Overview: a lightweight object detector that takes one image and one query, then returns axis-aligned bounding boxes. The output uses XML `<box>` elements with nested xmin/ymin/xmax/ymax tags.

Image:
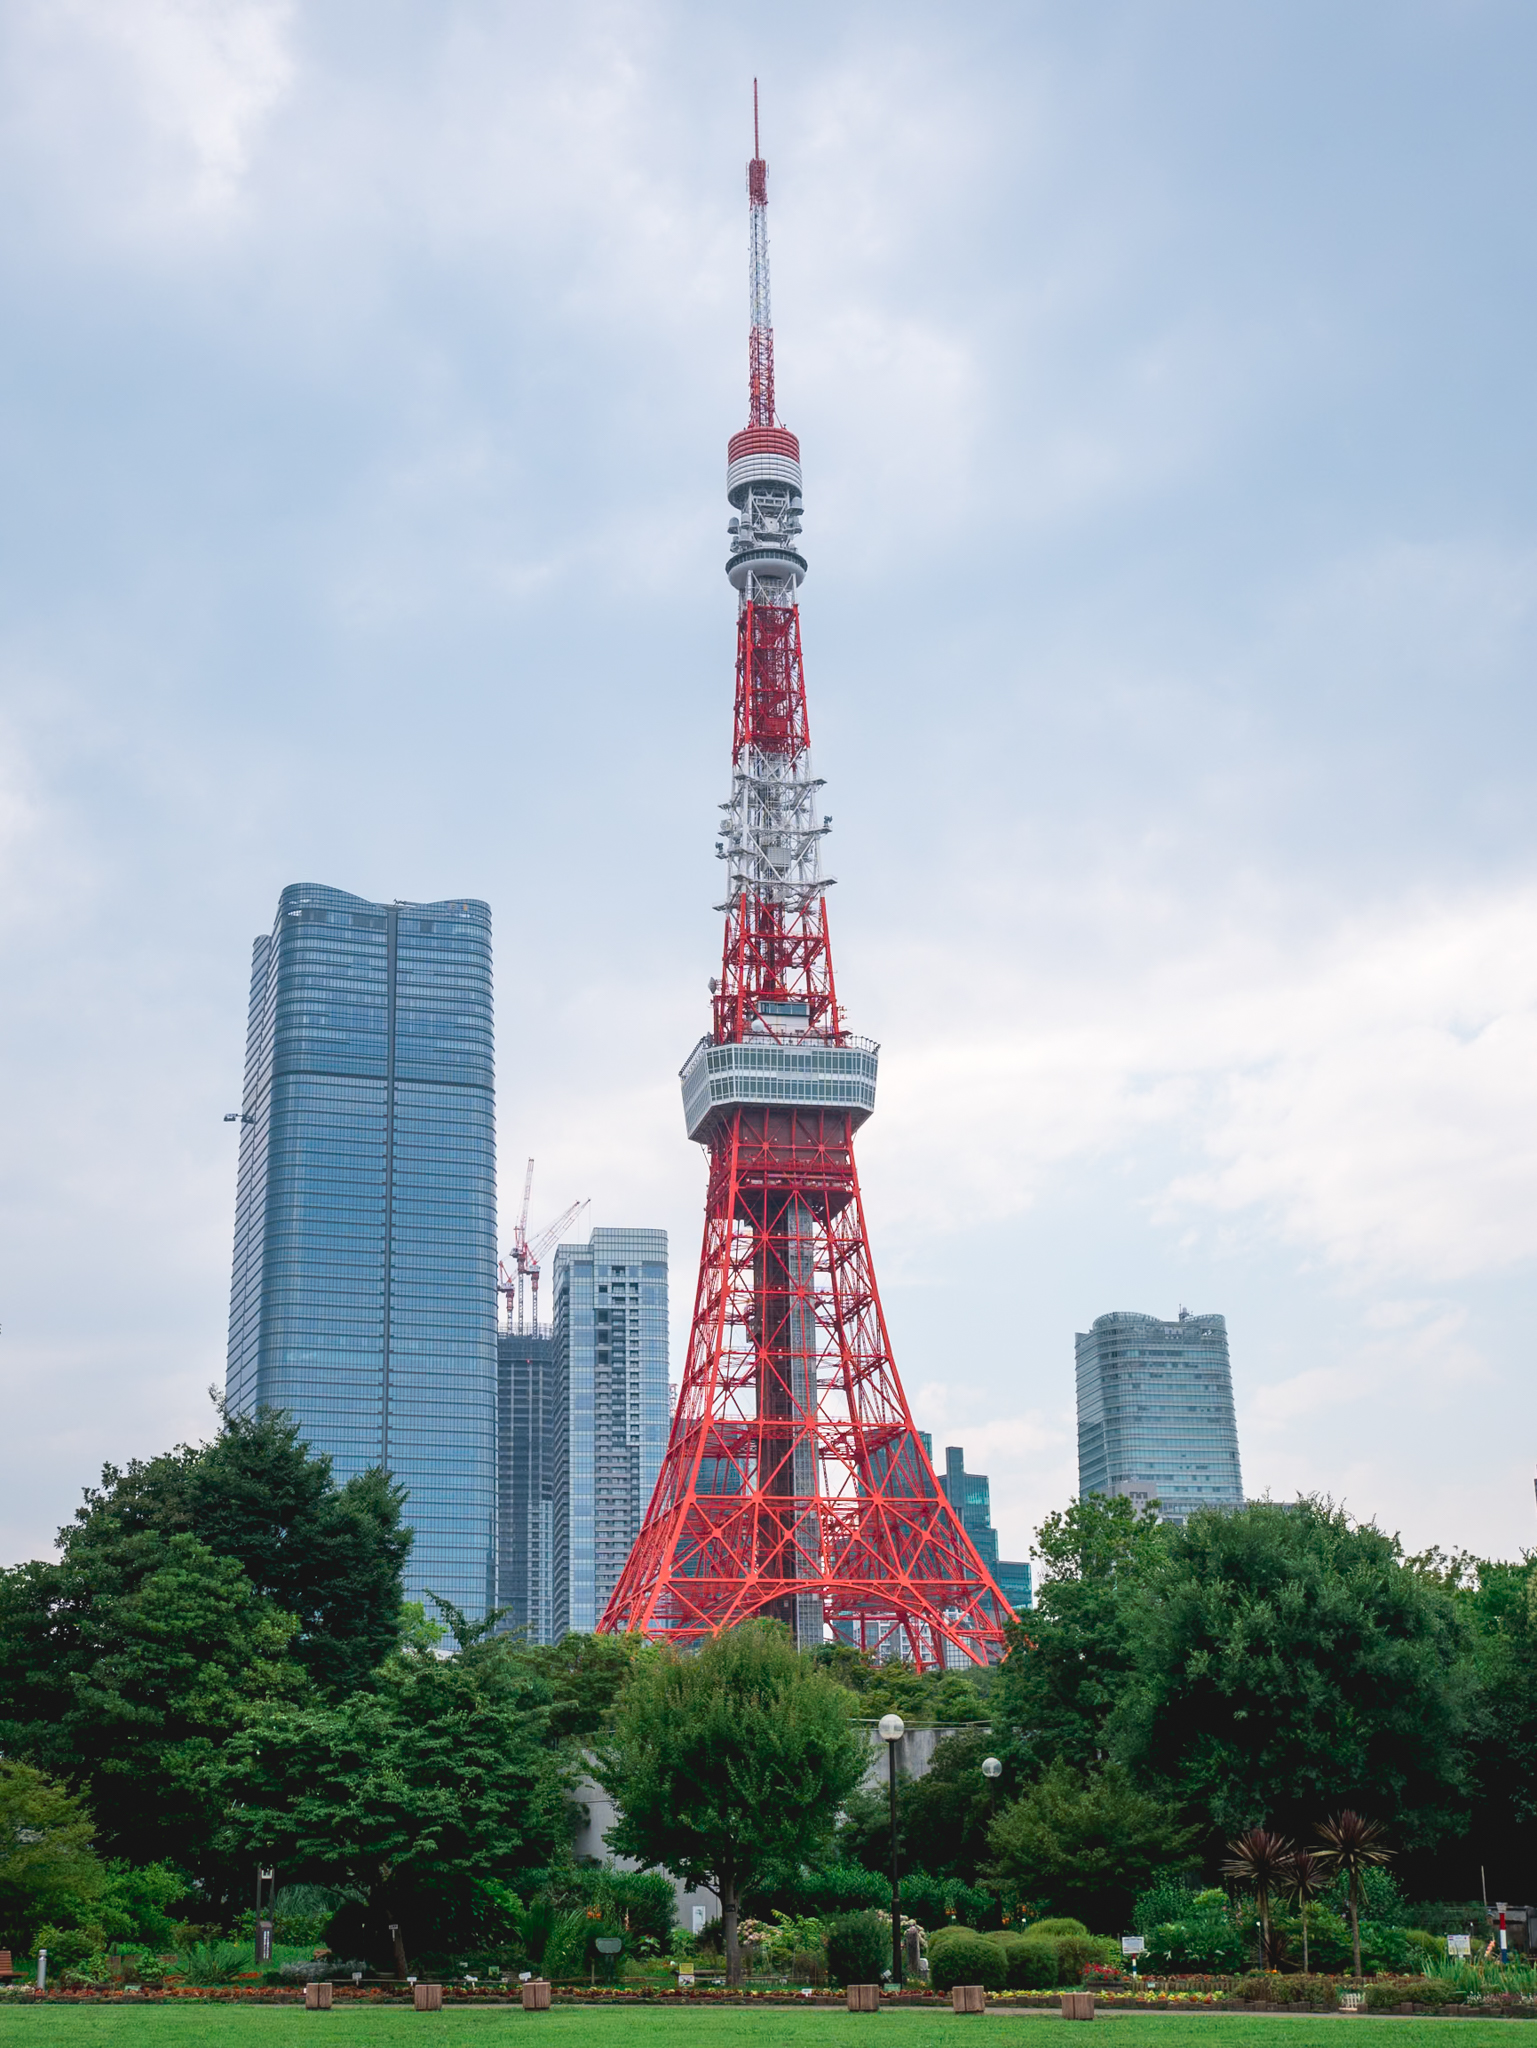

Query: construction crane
<box><xmin>498</xmin><ymin>1157</ymin><xmax>590</xmax><ymax>1335</ymax></box>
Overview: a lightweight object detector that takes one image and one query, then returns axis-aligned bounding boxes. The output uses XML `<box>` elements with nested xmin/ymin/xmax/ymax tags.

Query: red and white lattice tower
<box><xmin>599</xmin><ymin>91</ymin><xmax>1011</xmax><ymax>1667</ymax></box>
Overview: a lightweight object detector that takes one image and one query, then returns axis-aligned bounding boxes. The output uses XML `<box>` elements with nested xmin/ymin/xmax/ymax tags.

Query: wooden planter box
<box><xmin>951</xmin><ymin>1986</ymin><xmax>987</xmax><ymax>2014</ymax></box>
<box><xmin>521</xmin><ymin>1982</ymin><xmax>552</xmax><ymax>2011</ymax></box>
<box><xmin>1061</xmin><ymin>1993</ymin><xmax>1096</xmax><ymax>2020</ymax></box>
<box><xmin>304</xmin><ymin>1984</ymin><xmax>333</xmax><ymax>2011</ymax></box>
<box><xmin>413</xmin><ymin>1985</ymin><xmax>442</xmax><ymax>2012</ymax></box>
<box><xmin>847</xmin><ymin>1985</ymin><xmax>881</xmax><ymax>2012</ymax></box>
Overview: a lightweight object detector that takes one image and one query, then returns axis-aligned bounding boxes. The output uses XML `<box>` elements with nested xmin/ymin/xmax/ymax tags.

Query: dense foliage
<box><xmin>1114</xmin><ymin>1500</ymin><xmax>1474</xmax><ymax>1854</ymax></box>
<box><xmin>1</xmin><ymin>1407</ymin><xmax>1532</xmax><ymax>1978</ymax></box>
<box><xmin>209</xmin><ymin>1611</ymin><xmax>575</xmax><ymax>1973</ymax></box>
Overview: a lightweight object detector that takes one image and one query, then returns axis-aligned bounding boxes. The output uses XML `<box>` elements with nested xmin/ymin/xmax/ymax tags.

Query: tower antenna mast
<box><xmin>747</xmin><ymin>77</ymin><xmax>774</xmax><ymax>429</ymax></box>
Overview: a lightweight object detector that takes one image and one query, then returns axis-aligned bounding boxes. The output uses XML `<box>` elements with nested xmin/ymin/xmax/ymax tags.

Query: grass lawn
<box><xmin>0</xmin><ymin>2011</ymin><xmax>1527</xmax><ymax>2048</ymax></box>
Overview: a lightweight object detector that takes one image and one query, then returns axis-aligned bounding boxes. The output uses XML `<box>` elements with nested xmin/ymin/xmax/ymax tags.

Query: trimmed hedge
<box><xmin>988</xmin><ymin>1934</ymin><xmax>1058</xmax><ymax>1989</ymax></box>
<box><xmin>926</xmin><ymin>1925</ymin><xmax>978</xmax><ymax>1956</ymax></box>
<box><xmin>929</xmin><ymin>1934</ymin><xmax>1007</xmax><ymax>1995</ymax></box>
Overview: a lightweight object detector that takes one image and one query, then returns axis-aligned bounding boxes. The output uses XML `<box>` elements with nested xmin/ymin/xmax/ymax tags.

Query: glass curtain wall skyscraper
<box><xmin>497</xmin><ymin>1326</ymin><xmax>555</xmax><ymax>1644</ymax></box>
<box><xmin>1075</xmin><ymin>1309</ymin><xmax>1243</xmax><ymax>1525</ymax></box>
<box><xmin>551</xmin><ymin>1228</ymin><xmax>668</xmax><ymax>1638</ymax></box>
<box><xmin>225</xmin><ymin>882</ymin><xmax>497</xmax><ymax>1622</ymax></box>
<box><xmin>918</xmin><ymin>1434</ymin><xmax>1032</xmax><ymax>1615</ymax></box>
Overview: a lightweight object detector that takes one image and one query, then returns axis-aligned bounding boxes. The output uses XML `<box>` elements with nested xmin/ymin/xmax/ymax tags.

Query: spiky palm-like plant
<box><xmin>1284</xmin><ymin>1846</ymin><xmax>1327</xmax><ymax>1975</ymax></box>
<box><xmin>1221</xmin><ymin>1827</ymin><xmax>1295</xmax><ymax>1971</ymax></box>
<box><xmin>1315</xmin><ymin>1811</ymin><xmax>1394</xmax><ymax>1980</ymax></box>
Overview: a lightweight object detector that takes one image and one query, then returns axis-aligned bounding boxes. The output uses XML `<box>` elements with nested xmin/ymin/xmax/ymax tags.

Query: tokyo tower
<box><xmin>599</xmin><ymin>91</ymin><xmax>1011</xmax><ymax>1667</ymax></box>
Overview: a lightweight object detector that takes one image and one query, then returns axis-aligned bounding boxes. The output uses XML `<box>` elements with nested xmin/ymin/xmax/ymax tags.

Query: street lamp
<box><xmin>980</xmin><ymin>1756</ymin><xmax>1004</xmax><ymax>1917</ymax></box>
<box><xmin>878</xmin><ymin>1713</ymin><xmax>905</xmax><ymax>1988</ymax></box>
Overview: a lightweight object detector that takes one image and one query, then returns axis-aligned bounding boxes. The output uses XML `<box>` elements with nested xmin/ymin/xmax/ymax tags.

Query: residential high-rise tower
<box><xmin>550</xmin><ymin>1228</ymin><xmax>669</xmax><ymax>1638</ymax></box>
<box><xmin>1075</xmin><ymin>1309</ymin><xmax>1243</xmax><ymax>1525</ymax></box>
<box><xmin>225</xmin><ymin>881</ymin><xmax>497</xmax><ymax>1623</ymax></box>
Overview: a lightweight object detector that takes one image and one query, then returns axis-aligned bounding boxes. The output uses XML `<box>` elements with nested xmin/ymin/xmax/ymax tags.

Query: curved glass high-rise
<box><xmin>1075</xmin><ymin>1309</ymin><xmax>1243</xmax><ymax>1525</ymax></box>
<box><xmin>225</xmin><ymin>881</ymin><xmax>497</xmax><ymax>1623</ymax></box>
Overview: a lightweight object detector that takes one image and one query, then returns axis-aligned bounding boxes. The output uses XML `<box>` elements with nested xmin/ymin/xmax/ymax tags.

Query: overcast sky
<box><xmin>3</xmin><ymin>0</ymin><xmax>1536</xmax><ymax>1574</ymax></box>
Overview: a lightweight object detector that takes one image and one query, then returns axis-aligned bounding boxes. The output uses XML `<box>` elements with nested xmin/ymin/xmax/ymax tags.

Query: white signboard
<box><xmin>1121</xmin><ymin>1937</ymin><xmax>1146</xmax><ymax>1956</ymax></box>
<box><xmin>1447</xmin><ymin>1935</ymin><xmax>1471</xmax><ymax>1956</ymax></box>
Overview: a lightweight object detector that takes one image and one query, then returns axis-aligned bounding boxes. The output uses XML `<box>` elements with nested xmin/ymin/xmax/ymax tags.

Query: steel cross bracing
<box><xmin>598</xmin><ymin>96</ymin><xmax>1012</xmax><ymax>1669</ymax></box>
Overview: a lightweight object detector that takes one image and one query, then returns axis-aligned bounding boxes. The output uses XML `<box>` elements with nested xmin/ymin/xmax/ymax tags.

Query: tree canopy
<box><xmin>598</xmin><ymin>1619</ymin><xmax>869</xmax><ymax>1984</ymax></box>
<box><xmin>986</xmin><ymin>1759</ymin><xmax>1195</xmax><ymax>1928</ymax></box>
<box><xmin>0</xmin><ymin>1407</ymin><xmax>413</xmax><ymax>1889</ymax></box>
<box><xmin>1112</xmin><ymin>1497</ymin><xmax>1475</xmax><ymax>1852</ymax></box>
<box><xmin>211</xmin><ymin>1617</ymin><xmax>574</xmax><ymax>1974</ymax></box>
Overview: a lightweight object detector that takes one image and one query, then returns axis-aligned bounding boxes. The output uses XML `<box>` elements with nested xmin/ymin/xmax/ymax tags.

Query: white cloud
<box><xmin>865</xmin><ymin>880</ymin><xmax>1537</xmax><ymax>1286</ymax></box>
<box><xmin>5</xmin><ymin>0</ymin><xmax>295</xmax><ymax>226</ymax></box>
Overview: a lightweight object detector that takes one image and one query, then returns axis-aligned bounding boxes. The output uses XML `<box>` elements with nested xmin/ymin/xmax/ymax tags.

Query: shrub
<box><xmin>986</xmin><ymin>1933</ymin><xmax>1033</xmax><ymax>1989</ymax></box>
<box><xmin>927</xmin><ymin>1923</ymin><xmax>978</xmax><ymax>1956</ymax></box>
<box><xmin>569</xmin><ymin>1868</ymin><xmax>676</xmax><ymax>1946</ymax></box>
<box><xmin>1143</xmin><ymin>1893</ymin><xmax>1249</xmax><ymax>1976</ymax></box>
<box><xmin>31</xmin><ymin>1925</ymin><xmax>104</xmax><ymax>1974</ymax></box>
<box><xmin>1012</xmin><ymin>1937</ymin><xmax>1060</xmax><ymax>1988</ymax></box>
<box><xmin>1054</xmin><ymin>1934</ymin><xmax>1101</xmax><ymax>1983</ymax></box>
<box><xmin>1029</xmin><ymin>1917</ymin><xmax>1090</xmax><ymax>1939</ymax></box>
<box><xmin>1365</xmin><ymin>1983</ymin><xmax>1417</xmax><ymax>2012</ymax></box>
<box><xmin>929</xmin><ymin>1933</ymin><xmax>1007</xmax><ymax>1994</ymax></box>
<box><xmin>172</xmin><ymin>1942</ymin><xmax>249</xmax><ymax>1987</ymax></box>
<box><xmin>825</xmin><ymin>1911</ymin><xmax>891</xmax><ymax>1987</ymax></box>
<box><xmin>1133</xmin><ymin>1881</ymin><xmax>1199</xmax><ymax>1934</ymax></box>
<box><xmin>541</xmin><ymin>1909</ymin><xmax>598</xmax><ymax>1983</ymax></box>
<box><xmin>1254</xmin><ymin>1975</ymin><xmax>1340</xmax><ymax>2007</ymax></box>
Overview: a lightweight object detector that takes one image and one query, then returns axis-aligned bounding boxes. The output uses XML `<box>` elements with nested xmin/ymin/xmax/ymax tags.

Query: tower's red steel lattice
<box><xmin>599</xmin><ymin>93</ymin><xmax>1011</xmax><ymax>1667</ymax></box>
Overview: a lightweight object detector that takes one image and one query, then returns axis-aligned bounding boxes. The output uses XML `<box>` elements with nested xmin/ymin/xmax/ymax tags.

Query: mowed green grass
<box><xmin>0</xmin><ymin>2009</ymin><xmax>1526</xmax><ymax>2048</ymax></box>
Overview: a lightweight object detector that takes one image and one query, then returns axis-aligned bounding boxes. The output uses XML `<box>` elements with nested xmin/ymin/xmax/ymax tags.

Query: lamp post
<box><xmin>979</xmin><ymin>1756</ymin><xmax>1004</xmax><ymax>1926</ymax></box>
<box><xmin>878</xmin><ymin>1713</ymin><xmax>905</xmax><ymax>1987</ymax></box>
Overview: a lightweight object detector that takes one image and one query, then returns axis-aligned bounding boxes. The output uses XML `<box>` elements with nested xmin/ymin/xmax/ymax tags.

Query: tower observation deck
<box><xmin>598</xmin><ymin>95</ymin><xmax>1011</xmax><ymax>1667</ymax></box>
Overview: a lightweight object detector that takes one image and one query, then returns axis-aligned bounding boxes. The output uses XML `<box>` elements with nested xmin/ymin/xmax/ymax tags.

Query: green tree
<box><xmin>986</xmin><ymin>1760</ymin><xmax>1195</xmax><ymax>1931</ymax></box>
<box><xmin>0</xmin><ymin>1531</ymin><xmax>301</xmax><ymax>1872</ymax></box>
<box><xmin>0</xmin><ymin>1406</ymin><xmax>414</xmax><ymax>1887</ymax></box>
<box><xmin>62</xmin><ymin>1406</ymin><xmax>411</xmax><ymax>1698</ymax></box>
<box><xmin>0</xmin><ymin>1763</ymin><xmax>102</xmax><ymax>1957</ymax></box>
<box><xmin>210</xmin><ymin>1621</ymin><xmax>574</xmax><ymax>1973</ymax></box>
<box><xmin>514</xmin><ymin>1631</ymin><xmax>646</xmax><ymax>1741</ymax></box>
<box><xmin>1220</xmin><ymin>1827</ymin><xmax>1293</xmax><ymax>1970</ymax></box>
<box><xmin>1316</xmin><ymin>1809</ymin><xmax>1394</xmax><ymax>1981</ymax></box>
<box><xmin>597</xmin><ymin>1620</ymin><xmax>869</xmax><ymax>1986</ymax></box>
<box><xmin>1444</xmin><ymin>1552</ymin><xmax>1537</xmax><ymax>1902</ymax></box>
<box><xmin>1113</xmin><ymin>1499</ymin><xmax>1474</xmax><ymax>1853</ymax></box>
<box><xmin>992</xmin><ymin>1495</ymin><xmax>1168</xmax><ymax>1775</ymax></box>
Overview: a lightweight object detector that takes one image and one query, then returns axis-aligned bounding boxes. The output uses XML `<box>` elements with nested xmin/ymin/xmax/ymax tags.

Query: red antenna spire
<box><xmin>747</xmin><ymin>79</ymin><xmax>774</xmax><ymax>428</ymax></box>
